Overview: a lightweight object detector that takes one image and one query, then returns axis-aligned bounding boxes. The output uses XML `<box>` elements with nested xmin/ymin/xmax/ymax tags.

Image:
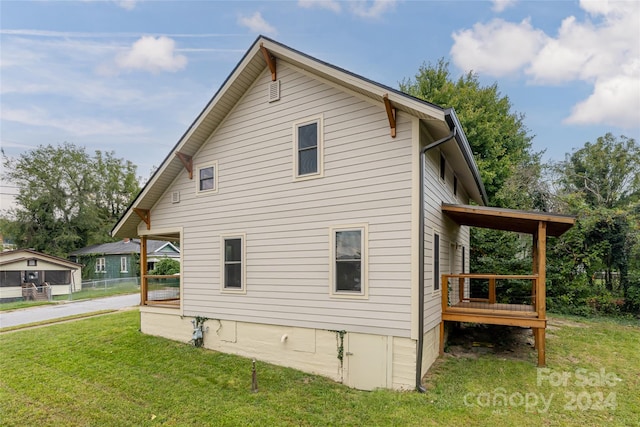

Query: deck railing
<box><xmin>144</xmin><ymin>274</ymin><xmax>180</xmax><ymax>306</ymax></box>
<box><xmin>441</xmin><ymin>274</ymin><xmax>541</xmax><ymax>318</ymax></box>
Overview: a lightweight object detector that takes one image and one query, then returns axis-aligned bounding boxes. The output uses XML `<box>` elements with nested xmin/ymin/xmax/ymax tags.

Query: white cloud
<box><xmin>237</xmin><ymin>12</ymin><xmax>277</xmax><ymax>35</ymax></box>
<box><xmin>492</xmin><ymin>0</ymin><xmax>516</xmax><ymax>13</ymax></box>
<box><xmin>115</xmin><ymin>36</ymin><xmax>187</xmax><ymax>73</ymax></box>
<box><xmin>298</xmin><ymin>0</ymin><xmax>341</xmax><ymax>13</ymax></box>
<box><xmin>114</xmin><ymin>0</ymin><xmax>137</xmax><ymax>10</ymax></box>
<box><xmin>350</xmin><ymin>0</ymin><xmax>398</xmax><ymax>19</ymax></box>
<box><xmin>564</xmin><ymin>65</ymin><xmax>640</xmax><ymax>128</ymax></box>
<box><xmin>451</xmin><ymin>18</ymin><xmax>548</xmax><ymax>77</ymax></box>
<box><xmin>450</xmin><ymin>1</ymin><xmax>640</xmax><ymax>129</ymax></box>
<box><xmin>2</xmin><ymin>107</ymin><xmax>148</xmax><ymax>137</ymax></box>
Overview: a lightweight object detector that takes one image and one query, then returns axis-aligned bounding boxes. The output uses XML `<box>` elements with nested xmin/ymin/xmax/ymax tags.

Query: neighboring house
<box><xmin>111</xmin><ymin>36</ymin><xmax>574</xmax><ymax>391</ymax></box>
<box><xmin>0</xmin><ymin>249</ymin><xmax>82</xmax><ymax>302</ymax></box>
<box><xmin>70</xmin><ymin>239</ymin><xmax>179</xmax><ymax>281</ymax></box>
<box><xmin>0</xmin><ymin>234</ymin><xmax>17</xmax><ymax>252</ymax></box>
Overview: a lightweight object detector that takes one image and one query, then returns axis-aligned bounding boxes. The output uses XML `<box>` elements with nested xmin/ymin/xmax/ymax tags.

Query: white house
<box><xmin>112</xmin><ymin>36</ymin><xmax>573</xmax><ymax>390</ymax></box>
<box><xmin>0</xmin><ymin>249</ymin><xmax>82</xmax><ymax>302</ymax></box>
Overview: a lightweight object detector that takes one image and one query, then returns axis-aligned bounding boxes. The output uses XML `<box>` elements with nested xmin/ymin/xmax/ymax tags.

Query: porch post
<box><xmin>140</xmin><ymin>236</ymin><xmax>148</xmax><ymax>306</ymax></box>
<box><xmin>535</xmin><ymin>221</ymin><xmax>547</xmax><ymax>367</ymax></box>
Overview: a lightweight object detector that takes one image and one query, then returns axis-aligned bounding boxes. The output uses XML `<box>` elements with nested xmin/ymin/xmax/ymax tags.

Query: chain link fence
<box><xmin>63</xmin><ymin>277</ymin><xmax>140</xmax><ymax>301</ymax></box>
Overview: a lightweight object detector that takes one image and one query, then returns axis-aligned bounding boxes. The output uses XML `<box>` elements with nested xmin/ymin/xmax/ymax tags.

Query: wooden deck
<box><xmin>145</xmin><ymin>298</ymin><xmax>180</xmax><ymax>308</ymax></box>
<box><xmin>440</xmin><ymin>273</ymin><xmax>548</xmax><ymax>364</ymax></box>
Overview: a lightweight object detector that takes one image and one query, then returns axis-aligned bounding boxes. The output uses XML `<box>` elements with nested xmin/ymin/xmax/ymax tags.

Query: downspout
<box><xmin>416</xmin><ymin>126</ymin><xmax>457</xmax><ymax>393</ymax></box>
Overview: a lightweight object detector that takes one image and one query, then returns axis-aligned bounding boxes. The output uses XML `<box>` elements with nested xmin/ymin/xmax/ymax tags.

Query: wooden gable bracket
<box><xmin>260</xmin><ymin>43</ymin><xmax>277</xmax><ymax>81</ymax></box>
<box><xmin>175</xmin><ymin>152</ymin><xmax>193</xmax><ymax>179</ymax></box>
<box><xmin>133</xmin><ymin>208</ymin><xmax>151</xmax><ymax>230</ymax></box>
<box><xmin>383</xmin><ymin>94</ymin><xmax>397</xmax><ymax>138</ymax></box>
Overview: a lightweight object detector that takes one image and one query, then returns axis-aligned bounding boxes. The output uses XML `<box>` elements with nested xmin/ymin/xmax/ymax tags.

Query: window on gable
<box><xmin>95</xmin><ymin>257</ymin><xmax>106</xmax><ymax>273</ymax></box>
<box><xmin>434</xmin><ymin>233</ymin><xmax>440</xmax><ymax>291</ymax></box>
<box><xmin>440</xmin><ymin>153</ymin><xmax>446</xmax><ymax>180</ymax></box>
<box><xmin>331</xmin><ymin>225</ymin><xmax>368</xmax><ymax>298</ymax></box>
<box><xmin>294</xmin><ymin>116</ymin><xmax>323</xmax><ymax>179</ymax></box>
<box><xmin>196</xmin><ymin>162</ymin><xmax>218</xmax><ymax>194</ymax></box>
<box><xmin>221</xmin><ymin>234</ymin><xmax>246</xmax><ymax>293</ymax></box>
<box><xmin>27</xmin><ymin>259</ymin><xmax>37</xmax><ymax>266</ymax></box>
<box><xmin>453</xmin><ymin>176</ymin><xmax>458</xmax><ymax>196</ymax></box>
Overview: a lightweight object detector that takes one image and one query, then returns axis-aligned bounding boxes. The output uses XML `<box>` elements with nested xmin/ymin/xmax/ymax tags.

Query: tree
<box><xmin>1</xmin><ymin>143</ymin><xmax>140</xmax><ymax>257</ymax></box>
<box><xmin>149</xmin><ymin>258</ymin><xmax>180</xmax><ymax>275</ymax></box>
<box><xmin>554</xmin><ymin>133</ymin><xmax>640</xmax><ymax>209</ymax></box>
<box><xmin>400</xmin><ymin>58</ymin><xmax>535</xmax><ymax>204</ymax></box>
<box><xmin>547</xmin><ymin>134</ymin><xmax>640</xmax><ymax>315</ymax></box>
<box><xmin>401</xmin><ymin>59</ymin><xmax>541</xmax><ymax>277</ymax></box>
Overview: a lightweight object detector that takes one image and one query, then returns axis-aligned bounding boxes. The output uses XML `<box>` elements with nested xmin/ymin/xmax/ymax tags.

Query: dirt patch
<box><xmin>444</xmin><ymin>323</ymin><xmax>536</xmax><ymax>362</ymax></box>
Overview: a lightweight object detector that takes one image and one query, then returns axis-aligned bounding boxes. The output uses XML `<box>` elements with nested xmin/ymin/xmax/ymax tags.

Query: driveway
<box><xmin>0</xmin><ymin>294</ymin><xmax>140</xmax><ymax>328</ymax></box>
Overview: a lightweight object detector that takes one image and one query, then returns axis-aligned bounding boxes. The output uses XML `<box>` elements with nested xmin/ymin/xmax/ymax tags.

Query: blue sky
<box><xmin>1</xmin><ymin>0</ymin><xmax>639</xmax><ymax>209</ymax></box>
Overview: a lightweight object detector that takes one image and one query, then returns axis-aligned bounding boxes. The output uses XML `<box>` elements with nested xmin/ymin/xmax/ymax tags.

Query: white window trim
<box><xmin>329</xmin><ymin>224</ymin><xmax>368</xmax><ymax>299</ymax></box>
<box><xmin>120</xmin><ymin>256</ymin><xmax>129</xmax><ymax>273</ymax></box>
<box><xmin>195</xmin><ymin>161</ymin><xmax>219</xmax><ymax>195</ymax></box>
<box><xmin>96</xmin><ymin>257</ymin><xmax>106</xmax><ymax>273</ymax></box>
<box><xmin>292</xmin><ymin>115</ymin><xmax>324</xmax><ymax>181</ymax></box>
<box><xmin>220</xmin><ymin>233</ymin><xmax>247</xmax><ymax>294</ymax></box>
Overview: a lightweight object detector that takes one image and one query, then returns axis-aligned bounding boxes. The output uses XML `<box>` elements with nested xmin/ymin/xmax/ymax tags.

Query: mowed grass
<box><xmin>0</xmin><ymin>284</ymin><xmax>139</xmax><ymax>312</ymax></box>
<box><xmin>0</xmin><ymin>311</ymin><xmax>638</xmax><ymax>426</ymax></box>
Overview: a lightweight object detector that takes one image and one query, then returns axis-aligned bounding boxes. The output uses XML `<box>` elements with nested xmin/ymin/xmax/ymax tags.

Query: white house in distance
<box><xmin>0</xmin><ymin>249</ymin><xmax>82</xmax><ymax>302</ymax></box>
<box><xmin>112</xmin><ymin>36</ymin><xmax>574</xmax><ymax>391</ymax></box>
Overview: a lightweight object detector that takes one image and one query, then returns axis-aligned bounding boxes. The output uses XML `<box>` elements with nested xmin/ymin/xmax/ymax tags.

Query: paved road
<box><xmin>0</xmin><ymin>294</ymin><xmax>140</xmax><ymax>328</ymax></box>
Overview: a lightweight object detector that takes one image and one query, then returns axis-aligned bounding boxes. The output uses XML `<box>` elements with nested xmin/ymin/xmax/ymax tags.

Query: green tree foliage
<box><xmin>149</xmin><ymin>258</ymin><xmax>180</xmax><ymax>275</ymax></box>
<box><xmin>555</xmin><ymin>133</ymin><xmax>640</xmax><ymax>209</ymax></box>
<box><xmin>1</xmin><ymin>143</ymin><xmax>140</xmax><ymax>257</ymax></box>
<box><xmin>547</xmin><ymin>135</ymin><xmax>640</xmax><ymax>315</ymax></box>
<box><xmin>400</xmin><ymin>58</ymin><xmax>534</xmax><ymax>203</ymax></box>
<box><xmin>401</xmin><ymin>58</ymin><xmax>540</xmax><ymax>278</ymax></box>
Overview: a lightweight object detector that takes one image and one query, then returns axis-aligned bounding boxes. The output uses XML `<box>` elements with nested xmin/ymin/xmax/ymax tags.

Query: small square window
<box><xmin>196</xmin><ymin>162</ymin><xmax>218</xmax><ymax>194</ymax></box>
<box><xmin>27</xmin><ymin>259</ymin><xmax>37</xmax><ymax>266</ymax></box>
<box><xmin>293</xmin><ymin>116</ymin><xmax>323</xmax><ymax>180</ymax></box>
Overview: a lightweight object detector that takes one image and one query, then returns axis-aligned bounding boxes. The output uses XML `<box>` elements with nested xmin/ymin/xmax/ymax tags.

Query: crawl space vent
<box><xmin>171</xmin><ymin>191</ymin><xmax>180</xmax><ymax>204</ymax></box>
<box><xmin>268</xmin><ymin>80</ymin><xmax>280</xmax><ymax>102</ymax></box>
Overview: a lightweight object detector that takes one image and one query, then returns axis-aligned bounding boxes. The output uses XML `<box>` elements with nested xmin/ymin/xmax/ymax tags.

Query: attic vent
<box><xmin>268</xmin><ymin>80</ymin><xmax>280</xmax><ymax>102</ymax></box>
<box><xmin>171</xmin><ymin>191</ymin><xmax>180</xmax><ymax>204</ymax></box>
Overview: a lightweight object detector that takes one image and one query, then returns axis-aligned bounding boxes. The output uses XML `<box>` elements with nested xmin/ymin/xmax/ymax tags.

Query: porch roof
<box><xmin>442</xmin><ymin>204</ymin><xmax>576</xmax><ymax>237</ymax></box>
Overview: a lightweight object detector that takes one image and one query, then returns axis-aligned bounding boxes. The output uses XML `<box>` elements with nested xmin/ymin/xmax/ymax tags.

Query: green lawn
<box><xmin>0</xmin><ymin>312</ymin><xmax>638</xmax><ymax>426</ymax></box>
<box><xmin>0</xmin><ymin>283</ymin><xmax>139</xmax><ymax>312</ymax></box>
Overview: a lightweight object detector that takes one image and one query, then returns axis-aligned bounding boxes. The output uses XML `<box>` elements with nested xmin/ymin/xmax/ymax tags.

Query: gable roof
<box><xmin>70</xmin><ymin>240</ymin><xmax>180</xmax><ymax>257</ymax></box>
<box><xmin>112</xmin><ymin>35</ymin><xmax>487</xmax><ymax>238</ymax></box>
<box><xmin>0</xmin><ymin>249</ymin><xmax>82</xmax><ymax>269</ymax></box>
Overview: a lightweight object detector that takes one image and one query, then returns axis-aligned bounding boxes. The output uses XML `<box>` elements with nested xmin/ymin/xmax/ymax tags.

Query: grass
<box><xmin>0</xmin><ymin>310</ymin><xmax>117</xmax><ymax>333</ymax></box>
<box><xmin>0</xmin><ymin>283</ymin><xmax>139</xmax><ymax>312</ymax></box>
<box><xmin>0</xmin><ymin>312</ymin><xmax>638</xmax><ymax>426</ymax></box>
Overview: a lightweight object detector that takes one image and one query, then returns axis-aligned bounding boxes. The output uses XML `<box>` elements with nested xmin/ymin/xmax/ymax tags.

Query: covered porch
<box><xmin>138</xmin><ymin>232</ymin><xmax>181</xmax><ymax>309</ymax></box>
<box><xmin>439</xmin><ymin>204</ymin><xmax>575</xmax><ymax>366</ymax></box>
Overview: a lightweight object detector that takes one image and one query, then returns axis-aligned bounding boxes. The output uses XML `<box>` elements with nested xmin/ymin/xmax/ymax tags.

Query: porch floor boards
<box><xmin>145</xmin><ymin>299</ymin><xmax>180</xmax><ymax>308</ymax></box>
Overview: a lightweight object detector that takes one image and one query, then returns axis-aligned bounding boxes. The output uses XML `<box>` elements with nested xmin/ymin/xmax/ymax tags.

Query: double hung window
<box><xmin>294</xmin><ymin>117</ymin><xmax>323</xmax><ymax>179</ymax></box>
<box><xmin>331</xmin><ymin>225</ymin><xmax>368</xmax><ymax>298</ymax></box>
<box><xmin>221</xmin><ymin>234</ymin><xmax>246</xmax><ymax>293</ymax></box>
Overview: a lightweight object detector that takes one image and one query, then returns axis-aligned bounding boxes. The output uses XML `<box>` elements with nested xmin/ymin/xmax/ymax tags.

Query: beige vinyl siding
<box><xmin>420</xmin><ymin>127</ymin><xmax>471</xmax><ymax>332</ymax></box>
<box><xmin>147</xmin><ymin>61</ymin><xmax>414</xmax><ymax>338</ymax></box>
